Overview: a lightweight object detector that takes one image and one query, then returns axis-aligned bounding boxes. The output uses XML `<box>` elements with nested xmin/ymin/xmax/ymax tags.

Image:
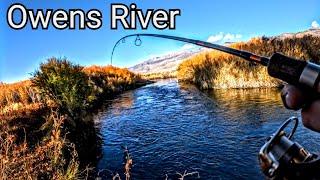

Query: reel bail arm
<box><xmin>259</xmin><ymin>117</ymin><xmax>320</xmax><ymax>179</ymax></box>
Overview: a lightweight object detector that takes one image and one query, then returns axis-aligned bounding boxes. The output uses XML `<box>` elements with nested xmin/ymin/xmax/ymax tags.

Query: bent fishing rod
<box><xmin>111</xmin><ymin>33</ymin><xmax>320</xmax><ymax>94</ymax></box>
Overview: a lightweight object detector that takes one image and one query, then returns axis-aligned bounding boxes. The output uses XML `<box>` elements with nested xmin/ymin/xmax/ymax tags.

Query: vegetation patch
<box><xmin>177</xmin><ymin>35</ymin><xmax>320</xmax><ymax>89</ymax></box>
<box><xmin>0</xmin><ymin>58</ymin><xmax>147</xmax><ymax>179</ymax></box>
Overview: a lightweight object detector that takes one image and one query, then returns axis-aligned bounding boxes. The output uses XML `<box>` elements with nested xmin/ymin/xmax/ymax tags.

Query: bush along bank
<box><xmin>0</xmin><ymin>58</ymin><xmax>149</xmax><ymax>179</ymax></box>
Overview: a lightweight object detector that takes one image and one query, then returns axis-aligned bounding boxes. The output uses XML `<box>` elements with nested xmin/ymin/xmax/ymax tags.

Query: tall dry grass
<box><xmin>140</xmin><ymin>71</ymin><xmax>176</xmax><ymax>80</ymax></box>
<box><xmin>83</xmin><ymin>65</ymin><xmax>142</xmax><ymax>96</ymax></box>
<box><xmin>178</xmin><ymin>35</ymin><xmax>320</xmax><ymax>89</ymax></box>
<box><xmin>0</xmin><ymin>80</ymin><xmax>43</xmax><ymax>117</ymax></box>
<box><xmin>0</xmin><ymin>111</ymin><xmax>79</xmax><ymax>180</ymax></box>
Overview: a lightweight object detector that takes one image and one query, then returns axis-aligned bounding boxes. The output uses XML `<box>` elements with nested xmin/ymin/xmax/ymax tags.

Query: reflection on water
<box><xmin>108</xmin><ymin>92</ymin><xmax>134</xmax><ymax>116</ymax></box>
<box><xmin>94</xmin><ymin>79</ymin><xmax>320</xmax><ymax>179</ymax></box>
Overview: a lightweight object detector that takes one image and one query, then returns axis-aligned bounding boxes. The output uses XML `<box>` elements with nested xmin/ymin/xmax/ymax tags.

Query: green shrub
<box><xmin>32</xmin><ymin>58</ymin><xmax>93</xmax><ymax>120</ymax></box>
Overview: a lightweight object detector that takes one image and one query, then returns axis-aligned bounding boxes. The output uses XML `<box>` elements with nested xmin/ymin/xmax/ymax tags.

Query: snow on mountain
<box><xmin>276</xmin><ymin>28</ymin><xmax>320</xmax><ymax>40</ymax></box>
<box><xmin>129</xmin><ymin>49</ymin><xmax>201</xmax><ymax>74</ymax></box>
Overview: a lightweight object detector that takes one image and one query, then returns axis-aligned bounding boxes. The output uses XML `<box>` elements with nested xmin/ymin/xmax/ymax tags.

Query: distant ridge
<box><xmin>275</xmin><ymin>28</ymin><xmax>320</xmax><ymax>39</ymax></box>
<box><xmin>129</xmin><ymin>49</ymin><xmax>201</xmax><ymax>74</ymax></box>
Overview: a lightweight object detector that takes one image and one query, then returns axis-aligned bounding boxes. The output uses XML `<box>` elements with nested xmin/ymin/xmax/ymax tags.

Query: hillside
<box><xmin>129</xmin><ymin>49</ymin><xmax>201</xmax><ymax>76</ymax></box>
<box><xmin>177</xmin><ymin>29</ymin><xmax>320</xmax><ymax>89</ymax></box>
<box><xmin>276</xmin><ymin>28</ymin><xmax>320</xmax><ymax>39</ymax></box>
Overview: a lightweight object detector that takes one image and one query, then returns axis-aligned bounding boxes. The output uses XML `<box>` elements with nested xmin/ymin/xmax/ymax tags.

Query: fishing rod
<box><xmin>111</xmin><ymin>33</ymin><xmax>320</xmax><ymax>94</ymax></box>
<box><xmin>111</xmin><ymin>34</ymin><xmax>269</xmax><ymax>65</ymax></box>
<box><xmin>112</xmin><ymin>33</ymin><xmax>320</xmax><ymax>178</ymax></box>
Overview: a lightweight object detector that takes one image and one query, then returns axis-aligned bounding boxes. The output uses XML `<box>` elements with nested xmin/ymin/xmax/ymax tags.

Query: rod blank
<box><xmin>111</xmin><ymin>33</ymin><xmax>269</xmax><ymax>66</ymax></box>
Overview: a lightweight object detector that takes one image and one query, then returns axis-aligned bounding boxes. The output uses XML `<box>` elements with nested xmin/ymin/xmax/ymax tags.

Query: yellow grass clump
<box><xmin>178</xmin><ymin>35</ymin><xmax>320</xmax><ymax>89</ymax></box>
<box><xmin>83</xmin><ymin>65</ymin><xmax>141</xmax><ymax>92</ymax></box>
<box><xmin>0</xmin><ymin>80</ymin><xmax>43</xmax><ymax>116</ymax></box>
<box><xmin>140</xmin><ymin>71</ymin><xmax>176</xmax><ymax>80</ymax></box>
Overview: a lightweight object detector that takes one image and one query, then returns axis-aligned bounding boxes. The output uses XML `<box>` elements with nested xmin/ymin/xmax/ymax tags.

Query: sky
<box><xmin>1</xmin><ymin>0</ymin><xmax>319</xmax><ymax>83</ymax></box>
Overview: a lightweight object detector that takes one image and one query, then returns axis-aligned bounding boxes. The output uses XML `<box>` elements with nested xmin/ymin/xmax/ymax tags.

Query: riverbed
<box><xmin>94</xmin><ymin>79</ymin><xmax>320</xmax><ymax>179</ymax></box>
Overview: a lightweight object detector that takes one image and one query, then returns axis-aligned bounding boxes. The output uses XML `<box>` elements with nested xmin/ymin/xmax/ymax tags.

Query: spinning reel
<box><xmin>259</xmin><ymin>117</ymin><xmax>320</xmax><ymax>179</ymax></box>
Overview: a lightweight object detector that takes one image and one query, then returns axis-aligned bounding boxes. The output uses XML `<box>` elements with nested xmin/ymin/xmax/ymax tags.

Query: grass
<box><xmin>177</xmin><ymin>35</ymin><xmax>320</xmax><ymax>89</ymax></box>
<box><xmin>140</xmin><ymin>71</ymin><xmax>177</xmax><ymax>80</ymax></box>
<box><xmin>0</xmin><ymin>111</ymin><xmax>80</xmax><ymax>179</ymax></box>
<box><xmin>0</xmin><ymin>80</ymin><xmax>43</xmax><ymax>117</ymax></box>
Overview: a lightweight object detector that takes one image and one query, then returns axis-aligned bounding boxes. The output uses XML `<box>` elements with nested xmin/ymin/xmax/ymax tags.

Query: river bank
<box><xmin>0</xmin><ymin>59</ymin><xmax>150</xmax><ymax>179</ymax></box>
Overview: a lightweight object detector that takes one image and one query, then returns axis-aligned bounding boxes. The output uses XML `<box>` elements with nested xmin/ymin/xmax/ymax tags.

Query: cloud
<box><xmin>180</xmin><ymin>43</ymin><xmax>195</xmax><ymax>50</ymax></box>
<box><xmin>207</xmin><ymin>32</ymin><xmax>242</xmax><ymax>43</ymax></box>
<box><xmin>180</xmin><ymin>32</ymin><xmax>243</xmax><ymax>52</ymax></box>
<box><xmin>223</xmin><ymin>33</ymin><xmax>234</xmax><ymax>41</ymax></box>
<box><xmin>312</xmin><ymin>20</ymin><xmax>319</xmax><ymax>28</ymax></box>
<box><xmin>207</xmin><ymin>32</ymin><xmax>224</xmax><ymax>43</ymax></box>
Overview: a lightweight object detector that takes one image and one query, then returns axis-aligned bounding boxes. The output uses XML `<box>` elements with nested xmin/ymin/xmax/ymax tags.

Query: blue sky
<box><xmin>1</xmin><ymin>0</ymin><xmax>319</xmax><ymax>83</ymax></box>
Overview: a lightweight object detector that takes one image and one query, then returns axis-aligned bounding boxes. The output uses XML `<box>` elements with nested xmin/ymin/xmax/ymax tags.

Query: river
<box><xmin>94</xmin><ymin>79</ymin><xmax>320</xmax><ymax>179</ymax></box>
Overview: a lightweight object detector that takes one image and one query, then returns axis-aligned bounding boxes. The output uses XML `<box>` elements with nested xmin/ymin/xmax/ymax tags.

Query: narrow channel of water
<box><xmin>94</xmin><ymin>79</ymin><xmax>320</xmax><ymax>179</ymax></box>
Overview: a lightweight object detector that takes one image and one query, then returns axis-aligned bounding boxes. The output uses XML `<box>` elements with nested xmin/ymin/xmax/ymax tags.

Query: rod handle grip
<box><xmin>268</xmin><ymin>53</ymin><xmax>320</xmax><ymax>93</ymax></box>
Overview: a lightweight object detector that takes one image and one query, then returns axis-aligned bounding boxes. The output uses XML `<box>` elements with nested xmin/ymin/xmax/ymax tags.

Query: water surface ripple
<box><xmin>94</xmin><ymin>79</ymin><xmax>320</xmax><ymax>179</ymax></box>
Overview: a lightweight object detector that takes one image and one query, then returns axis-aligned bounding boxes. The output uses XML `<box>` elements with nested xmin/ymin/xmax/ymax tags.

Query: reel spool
<box><xmin>259</xmin><ymin>117</ymin><xmax>320</xmax><ymax>179</ymax></box>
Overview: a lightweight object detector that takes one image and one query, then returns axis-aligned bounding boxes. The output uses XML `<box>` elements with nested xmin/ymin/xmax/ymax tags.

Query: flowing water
<box><xmin>94</xmin><ymin>79</ymin><xmax>320</xmax><ymax>179</ymax></box>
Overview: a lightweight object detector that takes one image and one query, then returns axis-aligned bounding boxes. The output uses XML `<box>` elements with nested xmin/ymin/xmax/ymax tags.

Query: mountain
<box><xmin>276</xmin><ymin>28</ymin><xmax>320</xmax><ymax>39</ymax></box>
<box><xmin>129</xmin><ymin>49</ymin><xmax>201</xmax><ymax>75</ymax></box>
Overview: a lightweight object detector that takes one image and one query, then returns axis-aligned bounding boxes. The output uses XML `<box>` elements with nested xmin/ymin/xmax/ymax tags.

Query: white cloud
<box><xmin>312</xmin><ymin>20</ymin><xmax>319</xmax><ymax>28</ymax></box>
<box><xmin>223</xmin><ymin>33</ymin><xmax>235</xmax><ymax>41</ymax></box>
<box><xmin>207</xmin><ymin>32</ymin><xmax>242</xmax><ymax>43</ymax></box>
<box><xmin>207</xmin><ymin>32</ymin><xmax>224</xmax><ymax>43</ymax></box>
<box><xmin>180</xmin><ymin>43</ymin><xmax>195</xmax><ymax>50</ymax></box>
